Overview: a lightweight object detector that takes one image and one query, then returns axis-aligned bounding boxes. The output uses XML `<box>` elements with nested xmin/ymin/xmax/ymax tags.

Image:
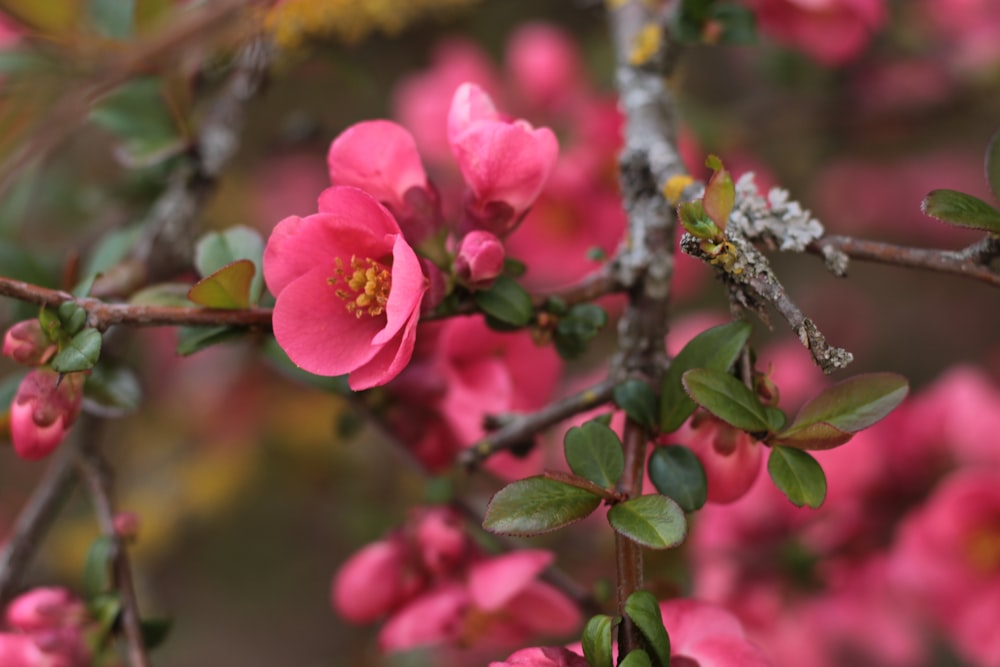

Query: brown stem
<box><xmin>808</xmin><ymin>235</ymin><xmax>1000</xmax><ymax>288</ymax></box>
<box><xmin>614</xmin><ymin>418</ymin><xmax>649</xmax><ymax>656</ymax></box>
<box><xmin>0</xmin><ymin>440</ymin><xmax>80</xmax><ymax>606</ymax></box>
<box><xmin>76</xmin><ymin>427</ymin><xmax>151</xmax><ymax>667</ymax></box>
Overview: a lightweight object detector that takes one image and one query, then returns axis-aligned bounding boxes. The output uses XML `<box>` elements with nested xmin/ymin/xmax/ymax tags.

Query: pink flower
<box><xmin>673</xmin><ymin>414</ymin><xmax>762</xmax><ymax>504</ymax></box>
<box><xmin>2</xmin><ymin>320</ymin><xmax>55</xmax><ymax>366</ymax></box>
<box><xmin>659</xmin><ymin>598</ymin><xmax>772</xmax><ymax>666</ymax></box>
<box><xmin>490</xmin><ymin>647</ymin><xmax>588</xmax><ymax>667</ymax></box>
<box><xmin>10</xmin><ymin>370</ymin><xmax>85</xmax><ymax>460</ymax></box>
<box><xmin>745</xmin><ymin>0</ymin><xmax>887</xmax><ymax>66</ymax></box>
<box><xmin>6</xmin><ymin>589</ymin><xmax>85</xmax><ymax>633</ymax></box>
<box><xmin>448</xmin><ymin>83</ymin><xmax>559</xmax><ymax>236</ymax></box>
<box><xmin>454</xmin><ymin>230</ymin><xmax>505</xmax><ymax>288</ymax></box>
<box><xmin>0</xmin><ymin>588</ymin><xmax>90</xmax><ymax>667</ymax></box>
<box><xmin>263</xmin><ymin>186</ymin><xmax>428</xmax><ymax>390</ymax></box>
<box><xmin>327</xmin><ymin>120</ymin><xmax>442</xmax><ymax>245</ymax></box>
<box><xmin>919</xmin><ymin>0</ymin><xmax>1000</xmax><ymax>71</ymax></box>
<box><xmin>505</xmin><ymin>23</ymin><xmax>584</xmax><ymax>115</ymax></box>
<box><xmin>332</xmin><ymin>538</ymin><xmax>421</xmax><ymax>623</ymax></box>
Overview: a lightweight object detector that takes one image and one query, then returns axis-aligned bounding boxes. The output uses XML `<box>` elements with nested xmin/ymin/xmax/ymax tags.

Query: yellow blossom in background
<box><xmin>263</xmin><ymin>0</ymin><xmax>481</xmax><ymax>48</ymax></box>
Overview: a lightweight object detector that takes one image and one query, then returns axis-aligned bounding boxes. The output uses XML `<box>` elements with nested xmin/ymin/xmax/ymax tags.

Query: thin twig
<box><xmin>458</xmin><ymin>377</ymin><xmax>619</xmax><ymax>469</ymax></box>
<box><xmin>0</xmin><ymin>440</ymin><xmax>81</xmax><ymax>606</ymax></box>
<box><xmin>76</xmin><ymin>432</ymin><xmax>151</xmax><ymax>667</ymax></box>
<box><xmin>808</xmin><ymin>235</ymin><xmax>1000</xmax><ymax>288</ymax></box>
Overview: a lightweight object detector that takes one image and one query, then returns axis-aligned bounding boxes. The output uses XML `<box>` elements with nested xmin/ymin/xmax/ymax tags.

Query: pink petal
<box><xmin>468</xmin><ymin>550</ymin><xmax>553</xmax><ymax>610</ymax></box>
<box><xmin>447</xmin><ymin>82</ymin><xmax>502</xmax><ymax>146</ymax></box>
<box><xmin>378</xmin><ymin>583</ymin><xmax>469</xmax><ymax>652</ymax></box>
<box><xmin>271</xmin><ymin>265</ymin><xmax>384</xmax><ymax>376</ymax></box>
<box><xmin>503</xmin><ymin>581</ymin><xmax>583</xmax><ymax>636</ymax></box>
<box><xmin>327</xmin><ymin>120</ymin><xmax>428</xmax><ymax>213</ymax></box>
<box><xmin>659</xmin><ymin>599</ymin><xmax>746</xmax><ymax>654</ymax></box>
<box><xmin>372</xmin><ymin>234</ymin><xmax>426</xmax><ymax>347</ymax></box>
<box><xmin>331</xmin><ymin>540</ymin><xmax>414</xmax><ymax>623</ymax></box>
<box><xmin>347</xmin><ymin>304</ymin><xmax>420</xmax><ymax>390</ymax></box>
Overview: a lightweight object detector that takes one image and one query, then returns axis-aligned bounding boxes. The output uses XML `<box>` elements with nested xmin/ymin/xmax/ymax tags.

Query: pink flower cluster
<box><xmin>264</xmin><ymin>83</ymin><xmax>557</xmax><ymax>389</ymax></box>
<box><xmin>332</xmin><ymin>506</ymin><xmax>580</xmax><ymax>653</ymax></box>
<box><xmin>2</xmin><ymin>321</ymin><xmax>85</xmax><ymax>460</ymax></box>
<box><xmin>0</xmin><ymin>588</ymin><xmax>90</xmax><ymax>667</ymax></box>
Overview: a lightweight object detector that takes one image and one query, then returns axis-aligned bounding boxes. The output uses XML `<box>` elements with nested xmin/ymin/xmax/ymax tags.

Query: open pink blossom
<box><xmin>327</xmin><ymin>120</ymin><xmax>442</xmax><ymax>245</ymax></box>
<box><xmin>10</xmin><ymin>370</ymin><xmax>85</xmax><ymax>460</ymax></box>
<box><xmin>263</xmin><ymin>186</ymin><xmax>428</xmax><ymax>390</ymax></box>
<box><xmin>448</xmin><ymin>83</ymin><xmax>559</xmax><ymax>236</ymax></box>
<box><xmin>660</xmin><ymin>598</ymin><xmax>772</xmax><ymax>667</ymax></box>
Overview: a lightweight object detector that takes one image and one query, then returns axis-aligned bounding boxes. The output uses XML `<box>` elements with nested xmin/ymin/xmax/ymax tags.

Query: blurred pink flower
<box><xmin>0</xmin><ymin>588</ymin><xmax>90</xmax><ymax>667</ymax></box>
<box><xmin>6</xmin><ymin>588</ymin><xmax>86</xmax><ymax>634</ymax></box>
<box><xmin>448</xmin><ymin>83</ymin><xmax>559</xmax><ymax>236</ymax></box>
<box><xmin>745</xmin><ymin>0</ymin><xmax>886</xmax><ymax>66</ymax></box>
<box><xmin>660</xmin><ymin>598</ymin><xmax>772</xmax><ymax>666</ymax></box>
<box><xmin>504</xmin><ymin>24</ymin><xmax>584</xmax><ymax>116</ymax></box>
<box><xmin>2</xmin><ymin>320</ymin><xmax>55</xmax><ymax>366</ymax></box>
<box><xmin>490</xmin><ymin>646</ymin><xmax>588</xmax><ymax>667</ymax></box>
<box><xmin>263</xmin><ymin>186</ymin><xmax>428</xmax><ymax>390</ymax></box>
<box><xmin>10</xmin><ymin>370</ymin><xmax>85</xmax><ymax>460</ymax></box>
<box><xmin>327</xmin><ymin>120</ymin><xmax>442</xmax><ymax>245</ymax></box>
<box><xmin>673</xmin><ymin>415</ymin><xmax>762</xmax><ymax>504</ymax></box>
<box><xmin>919</xmin><ymin>0</ymin><xmax>1000</xmax><ymax>70</ymax></box>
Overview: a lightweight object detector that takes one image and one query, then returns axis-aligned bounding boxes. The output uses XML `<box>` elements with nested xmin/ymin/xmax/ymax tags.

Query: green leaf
<box><xmin>51</xmin><ymin>329</ymin><xmax>102</xmax><ymax>373</ymax></box>
<box><xmin>57</xmin><ymin>302</ymin><xmax>87</xmax><ymax>336</ymax></box>
<box><xmin>483</xmin><ymin>477</ymin><xmax>602</xmax><ymax>536</ymax></box>
<box><xmin>772</xmin><ymin>420</ymin><xmax>851</xmax><ymax>450</ymax></box>
<box><xmin>703</xmin><ymin>154</ymin><xmax>734</xmax><ymax>229</ymax></box>
<box><xmin>582</xmin><ymin>615</ymin><xmax>615</xmax><ymax>667</ymax></box>
<box><xmin>141</xmin><ymin>617</ymin><xmax>173</xmax><ymax>650</ymax></box>
<box><xmin>614</xmin><ymin>379</ymin><xmax>658</xmax><ymax>430</ymax></box>
<box><xmin>711</xmin><ymin>3</ymin><xmax>757</xmax><ymax>44</ymax></box>
<box><xmin>625</xmin><ymin>590</ymin><xmax>671</xmax><ymax>667</ymax></box>
<box><xmin>986</xmin><ymin>127</ymin><xmax>1000</xmax><ymax>203</ymax></box>
<box><xmin>84</xmin><ymin>535</ymin><xmax>116</xmax><ymax>596</ymax></box>
<box><xmin>780</xmin><ymin>372</ymin><xmax>908</xmax><ymax>437</ymax></box>
<box><xmin>474</xmin><ymin>275</ymin><xmax>533</xmax><ymax>327</ymax></box>
<box><xmin>82</xmin><ymin>225</ymin><xmax>144</xmax><ymax>280</ymax></box>
<box><xmin>920</xmin><ymin>189</ymin><xmax>1000</xmax><ymax>233</ymax></box>
<box><xmin>678</xmin><ymin>200</ymin><xmax>720</xmax><ymax>240</ymax></box>
<box><xmin>660</xmin><ymin>320</ymin><xmax>751</xmax><ymax>432</ymax></box>
<box><xmin>88</xmin><ymin>0</ymin><xmax>134</xmax><ymax>38</ymax></box>
<box><xmin>564</xmin><ymin>421</ymin><xmax>625</xmax><ymax>489</ymax></box>
<box><xmin>83</xmin><ymin>363</ymin><xmax>142</xmax><ymax>418</ymax></box>
<box><xmin>607</xmin><ymin>495</ymin><xmax>687</xmax><ymax>550</ymax></box>
<box><xmin>129</xmin><ymin>282</ymin><xmax>195</xmax><ymax>307</ymax></box>
<box><xmin>619</xmin><ymin>649</ymin><xmax>653</xmax><ymax>667</ymax></box>
<box><xmin>681</xmin><ymin>368</ymin><xmax>769</xmax><ymax>433</ymax></box>
<box><xmin>194</xmin><ymin>226</ymin><xmax>266</xmax><ymax>304</ymax></box>
<box><xmin>187</xmin><ymin>259</ymin><xmax>256</xmax><ymax>310</ymax></box>
<box><xmin>768</xmin><ymin>446</ymin><xmax>826</xmax><ymax>509</ymax></box>
<box><xmin>90</xmin><ymin>77</ymin><xmax>184</xmax><ymax>163</ymax></box>
<box><xmin>89</xmin><ymin>592</ymin><xmax>122</xmax><ymax>637</ymax></box>
<box><xmin>175</xmin><ymin>325</ymin><xmax>245</xmax><ymax>356</ymax></box>
<box><xmin>765</xmin><ymin>405</ymin><xmax>786</xmax><ymax>432</ymax></box>
<box><xmin>504</xmin><ymin>258</ymin><xmax>527</xmax><ymax>277</ymax></box>
<box><xmin>648</xmin><ymin>445</ymin><xmax>707</xmax><ymax>512</ymax></box>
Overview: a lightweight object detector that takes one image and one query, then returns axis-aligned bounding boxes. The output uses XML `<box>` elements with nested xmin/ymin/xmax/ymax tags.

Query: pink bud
<box><xmin>6</xmin><ymin>588</ymin><xmax>86</xmax><ymax>633</ymax></box>
<box><xmin>2</xmin><ymin>320</ymin><xmax>56</xmax><ymax>366</ymax></box>
<box><xmin>447</xmin><ymin>83</ymin><xmax>559</xmax><ymax>236</ymax></box>
<box><xmin>113</xmin><ymin>512</ymin><xmax>140</xmax><ymax>541</ymax></box>
<box><xmin>415</xmin><ymin>507</ymin><xmax>467</xmax><ymax>576</ymax></box>
<box><xmin>455</xmin><ymin>231</ymin><xmax>505</xmax><ymax>289</ymax></box>
<box><xmin>9</xmin><ymin>370</ymin><xmax>85</xmax><ymax>460</ymax></box>
<box><xmin>677</xmin><ymin>415</ymin><xmax>762</xmax><ymax>504</ymax></box>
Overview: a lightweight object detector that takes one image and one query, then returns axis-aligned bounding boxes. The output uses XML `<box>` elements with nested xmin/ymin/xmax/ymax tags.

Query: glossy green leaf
<box><xmin>648</xmin><ymin>445</ymin><xmax>707</xmax><ymax>512</ymax></box>
<box><xmin>188</xmin><ymin>259</ymin><xmax>256</xmax><ymax>310</ymax></box>
<box><xmin>986</xmin><ymin>127</ymin><xmax>1000</xmax><ymax>203</ymax></box>
<box><xmin>607</xmin><ymin>495</ymin><xmax>687</xmax><ymax>550</ymax></box>
<box><xmin>582</xmin><ymin>615</ymin><xmax>615</xmax><ymax>667</ymax></box>
<box><xmin>564</xmin><ymin>421</ymin><xmax>625</xmax><ymax>489</ymax></box>
<box><xmin>625</xmin><ymin>590</ymin><xmax>671</xmax><ymax>667</ymax></box>
<box><xmin>57</xmin><ymin>301</ymin><xmax>87</xmax><ymax>336</ymax></box>
<box><xmin>557</xmin><ymin>303</ymin><xmax>608</xmax><ymax>336</ymax></box>
<box><xmin>681</xmin><ymin>368</ymin><xmax>770</xmax><ymax>433</ymax></box>
<box><xmin>703</xmin><ymin>155</ymin><xmax>734</xmax><ymax>229</ymax></box>
<box><xmin>782</xmin><ymin>372</ymin><xmax>908</xmax><ymax>435</ymax></box>
<box><xmin>194</xmin><ymin>226</ymin><xmax>265</xmax><ymax>303</ymax></box>
<box><xmin>129</xmin><ymin>282</ymin><xmax>195</xmax><ymax>307</ymax></box>
<box><xmin>768</xmin><ymin>446</ymin><xmax>827</xmax><ymax>509</ymax></box>
<box><xmin>765</xmin><ymin>405</ymin><xmax>787</xmax><ymax>432</ymax></box>
<box><xmin>88</xmin><ymin>0</ymin><xmax>134</xmax><ymax>38</ymax></box>
<box><xmin>661</xmin><ymin>320</ymin><xmax>751</xmax><ymax>432</ymax></box>
<box><xmin>619</xmin><ymin>649</ymin><xmax>653</xmax><ymax>667</ymax></box>
<box><xmin>920</xmin><ymin>189</ymin><xmax>1000</xmax><ymax>233</ymax></box>
<box><xmin>84</xmin><ymin>535</ymin><xmax>116</xmax><ymax>596</ymax></box>
<box><xmin>83</xmin><ymin>363</ymin><xmax>142</xmax><ymax>418</ymax></box>
<box><xmin>474</xmin><ymin>275</ymin><xmax>533</xmax><ymax>327</ymax></box>
<box><xmin>51</xmin><ymin>328</ymin><xmax>102</xmax><ymax>373</ymax></box>
<box><xmin>772</xmin><ymin>421</ymin><xmax>851</xmax><ymax>450</ymax></box>
<box><xmin>175</xmin><ymin>325</ymin><xmax>244</xmax><ymax>356</ymax></box>
<box><xmin>678</xmin><ymin>200</ymin><xmax>720</xmax><ymax>240</ymax></box>
<box><xmin>615</xmin><ymin>379</ymin><xmax>658</xmax><ymax>430</ymax></box>
<box><xmin>483</xmin><ymin>477</ymin><xmax>601</xmax><ymax>536</ymax></box>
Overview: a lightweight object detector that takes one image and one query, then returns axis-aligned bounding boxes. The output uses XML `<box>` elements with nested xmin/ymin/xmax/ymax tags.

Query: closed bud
<box><xmin>2</xmin><ymin>320</ymin><xmax>56</xmax><ymax>366</ymax></box>
<box><xmin>455</xmin><ymin>231</ymin><xmax>505</xmax><ymax>289</ymax></box>
<box><xmin>10</xmin><ymin>370</ymin><xmax>85</xmax><ymax>460</ymax></box>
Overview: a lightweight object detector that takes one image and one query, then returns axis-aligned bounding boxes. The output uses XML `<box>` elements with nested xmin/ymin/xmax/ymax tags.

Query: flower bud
<box><xmin>6</xmin><ymin>588</ymin><xmax>86</xmax><ymax>633</ymax></box>
<box><xmin>2</xmin><ymin>320</ymin><xmax>55</xmax><ymax>366</ymax></box>
<box><xmin>454</xmin><ymin>231</ymin><xmax>505</xmax><ymax>289</ymax></box>
<box><xmin>10</xmin><ymin>370</ymin><xmax>85</xmax><ymax>460</ymax></box>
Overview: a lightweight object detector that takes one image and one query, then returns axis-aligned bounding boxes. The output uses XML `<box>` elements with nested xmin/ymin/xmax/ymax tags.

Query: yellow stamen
<box><xmin>329</xmin><ymin>255</ymin><xmax>392</xmax><ymax>318</ymax></box>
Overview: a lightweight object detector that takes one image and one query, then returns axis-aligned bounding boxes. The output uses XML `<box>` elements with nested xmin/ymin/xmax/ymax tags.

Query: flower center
<box><xmin>329</xmin><ymin>255</ymin><xmax>391</xmax><ymax>318</ymax></box>
<box><xmin>966</xmin><ymin>524</ymin><xmax>1000</xmax><ymax>573</ymax></box>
